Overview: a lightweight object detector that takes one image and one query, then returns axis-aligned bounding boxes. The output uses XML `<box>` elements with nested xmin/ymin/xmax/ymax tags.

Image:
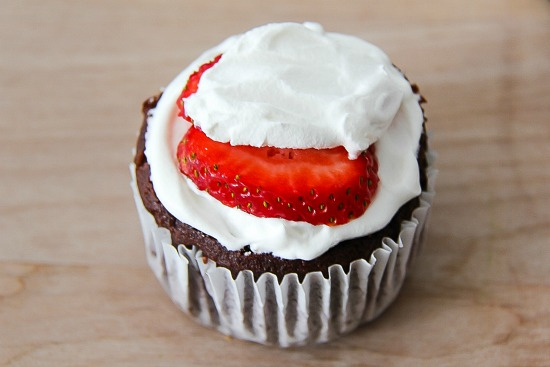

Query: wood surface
<box><xmin>1</xmin><ymin>0</ymin><xmax>550</xmax><ymax>366</ymax></box>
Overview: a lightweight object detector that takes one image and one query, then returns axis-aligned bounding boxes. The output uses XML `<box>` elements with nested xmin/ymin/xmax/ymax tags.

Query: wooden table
<box><xmin>2</xmin><ymin>0</ymin><xmax>549</xmax><ymax>365</ymax></box>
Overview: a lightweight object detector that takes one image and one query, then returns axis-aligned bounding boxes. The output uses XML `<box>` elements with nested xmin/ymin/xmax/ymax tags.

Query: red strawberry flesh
<box><xmin>177</xmin><ymin>54</ymin><xmax>222</xmax><ymax>122</ymax></box>
<box><xmin>177</xmin><ymin>127</ymin><xmax>379</xmax><ymax>226</ymax></box>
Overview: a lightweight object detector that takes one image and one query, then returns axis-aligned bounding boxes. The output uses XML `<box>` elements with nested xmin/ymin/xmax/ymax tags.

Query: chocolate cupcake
<box><xmin>131</xmin><ymin>22</ymin><xmax>435</xmax><ymax>346</ymax></box>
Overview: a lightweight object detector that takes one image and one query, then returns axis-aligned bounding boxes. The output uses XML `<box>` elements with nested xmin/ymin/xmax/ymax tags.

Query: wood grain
<box><xmin>1</xmin><ymin>0</ymin><xmax>550</xmax><ymax>366</ymax></box>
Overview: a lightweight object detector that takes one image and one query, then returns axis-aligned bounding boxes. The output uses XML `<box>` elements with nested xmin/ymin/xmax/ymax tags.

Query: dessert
<box><xmin>131</xmin><ymin>22</ymin><xmax>435</xmax><ymax>346</ymax></box>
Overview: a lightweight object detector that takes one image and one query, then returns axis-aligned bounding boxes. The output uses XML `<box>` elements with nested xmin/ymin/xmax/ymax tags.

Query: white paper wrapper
<box><xmin>130</xmin><ymin>154</ymin><xmax>436</xmax><ymax>347</ymax></box>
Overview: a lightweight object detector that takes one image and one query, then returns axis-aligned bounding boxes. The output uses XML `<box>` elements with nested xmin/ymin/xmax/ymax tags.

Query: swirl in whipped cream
<box><xmin>144</xmin><ymin>22</ymin><xmax>424</xmax><ymax>260</ymax></box>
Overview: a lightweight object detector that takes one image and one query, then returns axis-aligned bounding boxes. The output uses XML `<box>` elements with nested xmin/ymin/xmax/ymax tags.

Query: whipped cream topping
<box><xmin>185</xmin><ymin>22</ymin><xmax>409</xmax><ymax>159</ymax></box>
<box><xmin>144</xmin><ymin>22</ymin><xmax>424</xmax><ymax>260</ymax></box>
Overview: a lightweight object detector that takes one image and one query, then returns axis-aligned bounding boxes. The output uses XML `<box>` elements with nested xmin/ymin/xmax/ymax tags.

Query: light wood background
<box><xmin>1</xmin><ymin>1</ymin><xmax>550</xmax><ymax>366</ymax></box>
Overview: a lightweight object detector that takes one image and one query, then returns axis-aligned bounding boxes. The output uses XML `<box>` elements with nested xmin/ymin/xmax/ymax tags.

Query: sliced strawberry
<box><xmin>177</xmin><ymin>127</ymin><xmax>379</xmax><ymax>226</ymax></box>
<box><xmin>177</xmin><ymin>54</ymin><xmax>222</xmax><ymax>122</ymax></box>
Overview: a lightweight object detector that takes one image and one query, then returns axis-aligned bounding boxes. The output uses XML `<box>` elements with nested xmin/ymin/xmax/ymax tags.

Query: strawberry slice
<box><xmin>177</xmin><ymin>127</ymin><xmax>379</xmax><ymax>226</ymax></box>
<box><xmin>177</xmin><ymin>54</ymin><xmax>222</xmax><ymax>122</ymax></box>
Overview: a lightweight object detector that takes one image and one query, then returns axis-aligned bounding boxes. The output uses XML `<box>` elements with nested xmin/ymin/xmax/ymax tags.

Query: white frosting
<box><xmin>144</xmin><ymin>23</ymin><xmax>424</xmax><ymax>260</ymax></box>
<box><xmin>186</xmin><ymin>22</ymin><xmax>409</xmax><ymax>159</ymax></box>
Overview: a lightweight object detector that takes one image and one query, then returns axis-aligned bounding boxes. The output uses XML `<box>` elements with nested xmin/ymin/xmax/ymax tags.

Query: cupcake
<box><xmin>132</xmin><ymin>22</ymin><xmax>435</xmax><ymax>346</ymax></box>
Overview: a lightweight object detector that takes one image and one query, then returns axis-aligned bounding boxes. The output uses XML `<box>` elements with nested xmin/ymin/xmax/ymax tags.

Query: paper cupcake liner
<box><xmin>130</xmin><ymin>153</ymin><xmax>436</xmax><ymax>347</ymax></box>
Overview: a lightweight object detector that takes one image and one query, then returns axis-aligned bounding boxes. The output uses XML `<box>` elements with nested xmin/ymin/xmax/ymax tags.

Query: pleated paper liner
<box><xmin>131</xmin><ymin>152</ymin><xmax>436</xmax><ymax>347</ymax></box>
